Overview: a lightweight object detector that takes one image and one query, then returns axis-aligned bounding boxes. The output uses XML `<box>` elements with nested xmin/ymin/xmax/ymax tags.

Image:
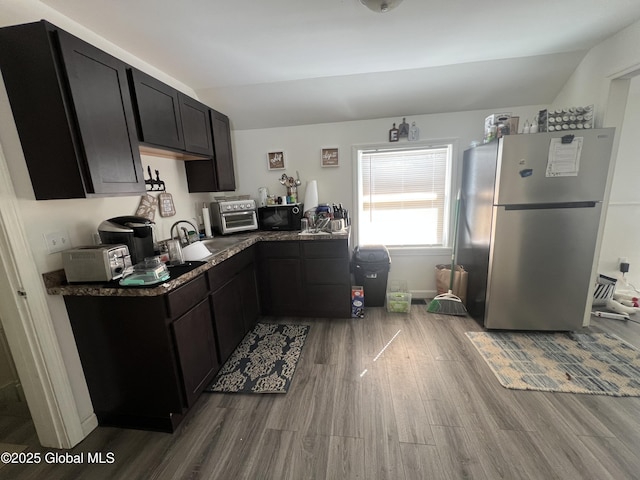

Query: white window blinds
<box><xmin>358</xmin><ymin>145</ymin><xmax>451</xmax><ymax>246</ymax></box>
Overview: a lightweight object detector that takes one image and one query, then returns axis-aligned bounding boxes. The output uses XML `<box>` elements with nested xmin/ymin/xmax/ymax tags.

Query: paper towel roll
<box><xmin>202</xmin><ymin>205</ymin><xmax>213</xmax><ymax>237</ymax></box>
<box><xmin>304</xmin><ymin>180</ymin><xmax>318</xmax><ymax>213</ymax></box>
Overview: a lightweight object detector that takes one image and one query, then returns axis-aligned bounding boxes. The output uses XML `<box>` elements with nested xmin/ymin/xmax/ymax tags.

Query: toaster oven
<box><xmin>209</xmin><ymin>199</ymin><xmax>259</xmax><ymax>235</ymax></box>
<box><xmin>62</xmin><ymin>244</ymin><xmax>131</xmax><ymax>282</ymax></box>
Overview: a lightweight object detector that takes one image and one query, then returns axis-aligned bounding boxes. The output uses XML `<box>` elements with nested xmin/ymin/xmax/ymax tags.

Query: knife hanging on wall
<box><xmin>145</xmin><ymin>166</ymin><xmax>166</xmax><ymax>192</ymax></box>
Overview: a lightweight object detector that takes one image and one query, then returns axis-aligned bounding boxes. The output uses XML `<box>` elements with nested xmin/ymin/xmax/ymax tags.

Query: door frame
<box><xmin>586</xmin><ymin>63</ymin><xmax>640</xmax><ymax>326</ymax></box>
<box><xmin>0</xmin><ymin>140</ymin><xmax>90</xmax><ymax>448</ymax></box>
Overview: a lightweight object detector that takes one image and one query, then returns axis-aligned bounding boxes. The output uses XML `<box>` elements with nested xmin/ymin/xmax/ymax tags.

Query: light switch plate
<box><xmin>44</xmin><ymin>230</ymin><xmax>70</xmax><ymax>254</ymax></box>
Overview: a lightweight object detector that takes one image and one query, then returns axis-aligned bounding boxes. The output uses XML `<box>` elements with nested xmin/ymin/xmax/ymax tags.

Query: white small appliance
<box><xmin>209</xmin><ymin>199</ymin><xmax>258</xmax><ymax>235</ymax></box>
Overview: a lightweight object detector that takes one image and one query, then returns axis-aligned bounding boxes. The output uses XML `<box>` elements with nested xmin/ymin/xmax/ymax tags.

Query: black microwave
<box><xmin>258</xmin><ymin>204</ymin><xmax>304</xmax><ymax>231</ymax></box>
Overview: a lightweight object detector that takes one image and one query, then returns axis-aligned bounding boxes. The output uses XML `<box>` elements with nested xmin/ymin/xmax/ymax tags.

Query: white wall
<box><xmin>233</xmin><ymin>106</ymin><xmax>547</xmax><ymax>297</ymax></box>
<box><xmin>554</xmin><ymin>20</ymin><xmax>640</xmax><ymax>128</ymax></box>
<box><xmin>554</xmin><ymin>19</ymin><xmax>640</xmax><ymax>287</ymax></box>
<box><xmin>598</xmin><ymin>76</ymin><xmax>640</xmax><ymax>286</ymax></box>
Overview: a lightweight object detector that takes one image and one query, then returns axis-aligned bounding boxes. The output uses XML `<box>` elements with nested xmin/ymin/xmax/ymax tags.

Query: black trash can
<box><xmin>353</xmin><ymin>245</ymin><xmax>391</xmax><ymax>307</ymax></box>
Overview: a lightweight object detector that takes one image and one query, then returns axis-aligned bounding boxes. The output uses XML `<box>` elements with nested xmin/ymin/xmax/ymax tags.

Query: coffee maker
<box><xmin>98</xmin><ymin>216</ymin><xmax>155</xmax><ymax>265</ymax></box>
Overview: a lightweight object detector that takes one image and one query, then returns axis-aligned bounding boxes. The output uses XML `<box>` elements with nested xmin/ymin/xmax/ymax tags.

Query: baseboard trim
<box><xmin>410</xmin><ymin>289</ymin><xmax>437</xmax><ymax>299</ymax></box>
<box><xmin>81</xmin><ymin>414</ymin><xmax>99</xmax><ymax>437</ymax></box>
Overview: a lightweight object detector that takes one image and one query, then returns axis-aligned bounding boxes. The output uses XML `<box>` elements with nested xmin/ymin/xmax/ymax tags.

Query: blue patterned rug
<box><xmin>205</xmin><ymin>323</ymin><xmax>309</xmax><ymax>394</ymax></box>
<box><xmin>466</xmin><ymin>331</ymin><xmax>640</xmax><ymax>396</ymax></box>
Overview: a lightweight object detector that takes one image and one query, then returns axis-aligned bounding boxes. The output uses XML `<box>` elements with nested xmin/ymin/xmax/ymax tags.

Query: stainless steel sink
<box><xmin>201</xmin><ymin>236</ymin><xmax>250</xmax><ymax>254</ymax></box>
<box><xmin>166</xmin><ymin>260</ymin><xmax>208</xmax><ymax>278</ymax></box>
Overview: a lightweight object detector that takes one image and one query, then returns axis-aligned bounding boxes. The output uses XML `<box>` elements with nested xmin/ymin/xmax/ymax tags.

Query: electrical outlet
<box><xmin>618</xmin><ymin>256</ymin><xmax>630</xmax><ymax>273</ymax></box>
<box><xmin>44</xmin><ymin>230</ymin><xmax>71</xmax><ymax>254</ymax></box>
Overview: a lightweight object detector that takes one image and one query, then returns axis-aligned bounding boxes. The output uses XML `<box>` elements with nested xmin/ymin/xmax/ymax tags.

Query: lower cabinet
<box><xmin>172</xmin><ymin>298</ymin><xmax>219</xmax><ymax>408</ymax></box>
<box><xmin>62</xmin><ymin>239</ymin><xmax>351</xmax><ymax>433</ymax></box>
<box><xmin>64</xmin><ymin>247</ymin><xmax>259</xmax><ymax>432</ymax></box>
<box><xmin>258</xmin><ymin>239</ymin><xmax>351</xmax><ymax>318</ymax></box>
<box><xmin>258</xmin><ymin>241</ymin><xmax>304</xmax><ymax>316</ymax></box>
<box><xmin>208</xmin><ymin>246</ymin><xmax>260</xmax><ymax>363</ymax></box>
<box><xmin>301</xmin><ymin>240</ymin><xmax>351</xmax><ymax>317</ymax></box>
<box><xmin>210</xmin><ymin>275</ymin><xmax>246</xmax><ymax>362</ymax></box>
<box><xmin>65</xmin><ymin>293</ymin><xmax>196</xmax><ymax>432</ymax></box>
<box><xmin>239</xmin><ymin>262</ymin><xmax>260</xmax><ymax>333</ymax></box>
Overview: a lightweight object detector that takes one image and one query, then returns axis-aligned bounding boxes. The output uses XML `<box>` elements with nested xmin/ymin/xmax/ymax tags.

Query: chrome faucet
<box><xmin>170</xmin><ymin>220</ymin><xmax>198</xmax><ymax>246</ymax></box>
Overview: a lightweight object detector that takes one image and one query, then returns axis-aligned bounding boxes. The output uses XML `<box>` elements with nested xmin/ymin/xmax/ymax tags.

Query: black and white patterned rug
<box><xmin>205</xmin><ymin>323</ymin><xmax>310</xmax><ymax>394</ymax></box>
<box><xmin>466</xmin><ymin>331</ymin><xmax>640</xmax><ymax>396</ymax></box>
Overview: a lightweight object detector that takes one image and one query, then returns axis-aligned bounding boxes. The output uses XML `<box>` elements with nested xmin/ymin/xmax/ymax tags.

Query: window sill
<box><xmin>385</xmin><ymin>246</ymin><xmax>452</xmax><ymax>256</ymax></box>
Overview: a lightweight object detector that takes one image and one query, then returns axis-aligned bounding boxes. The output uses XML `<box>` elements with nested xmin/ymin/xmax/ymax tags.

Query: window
<box><xmin>356</xmin><ymin>143</ymin><xmax>452</xmax><ymax>247</ymax></box>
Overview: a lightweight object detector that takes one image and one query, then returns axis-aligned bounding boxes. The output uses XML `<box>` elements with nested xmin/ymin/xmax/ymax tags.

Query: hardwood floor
<box><xmin>2</xmin><ymin>308</ymin><xmax>640</xmax><ymax>479</ymax></box>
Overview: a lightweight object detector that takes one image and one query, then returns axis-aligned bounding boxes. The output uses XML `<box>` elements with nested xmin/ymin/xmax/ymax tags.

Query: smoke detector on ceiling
<box><xmin>359</xmin><ymin>0</ymin><xmax>404</xmax><ymax>13</ymax></box>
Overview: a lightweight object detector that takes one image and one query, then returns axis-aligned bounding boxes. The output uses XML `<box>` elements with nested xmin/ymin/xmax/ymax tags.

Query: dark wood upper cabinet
<box><xmin>128</xmin><ymin>71</ymin><xmax>216</xmax><ymax>158</ymax></box>
<box><xmin>0</xmin><ymin>21</ymin><xmax>145</xmax><ymax>199</ymax></box>
<box><xmin>184</xmin><ymin>109</ymin><xmax>236</xmax><ymax>192</ymax></box>
<box><xmin>211</xmin><ymin>109</ymin><xmax>236</xmax><ymax>191</ymax></box>
<box><xmin>128</xmin><ymin>68</ymin><xmax>185</xmax><ymax>151</ymax></box>
<box><xmin>1</xmin><ymin>20</ymin><xmax>237</xmax><ymax>198</ymax></box>
<box><xmin>178</xmin><ymin>93</ymin><xmax>213</xmax><ymax>156</ymax></box>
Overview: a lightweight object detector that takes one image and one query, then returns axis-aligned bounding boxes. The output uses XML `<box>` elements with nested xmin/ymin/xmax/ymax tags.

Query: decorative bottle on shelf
<box><xmin>529</xmin><ymin>117</ymin><xmax>539</xmax><ymax>134</ymax></box>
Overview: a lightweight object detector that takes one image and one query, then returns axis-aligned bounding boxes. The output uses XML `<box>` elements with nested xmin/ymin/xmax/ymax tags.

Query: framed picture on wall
<box><xmin>321</xmin><ymin>147</ymin><xmax>339</xmax><ymax>167</ymax></box>
<box><xmin>267</xmin><ymin>151</ymin><xmax>286</xmax><ymax>170</ymax></box>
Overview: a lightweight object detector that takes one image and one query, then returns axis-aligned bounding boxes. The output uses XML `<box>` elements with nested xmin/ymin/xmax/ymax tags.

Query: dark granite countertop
<box><xmin>43</xmin><ymin>228</ymin><xmax>350</xmax><ymax>297</ymax></box>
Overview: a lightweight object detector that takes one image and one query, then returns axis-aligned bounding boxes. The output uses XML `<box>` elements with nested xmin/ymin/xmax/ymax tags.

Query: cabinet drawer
<box><xmin>302</xmin><ymin>240</ymin><xmax>348</xmax><ymax>259</ymax></box>
<box><xmin>166</xmin><ymin>274</ymin><xmax>208</xmax><ymax>318</ymax></box>
<box><xmin>259</xmin><ymin>241</ymin><xmax>300</xmax><ymax>258</ymax></box>
<box><xmin>305</xmin><ymin>258</ymin><xmax>350</xmax><ymax>284</ymax></box>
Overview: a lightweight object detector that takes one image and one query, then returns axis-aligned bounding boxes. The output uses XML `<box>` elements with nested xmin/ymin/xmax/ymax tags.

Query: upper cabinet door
<box><xmin>178</xmin><ymin>93</ymin><xmax>213</xmax><ymax>156</ymax></box>
<box><xmin>211</xmin><ymin>109</ymin><xmax>236</xmax><ymax>191</ymax></box>
<box><xmin>128</xmin><ymin>68</ymin><xmax>185</xmax><ymax>151</ymax></box>
<box><xmin>184</xmin><ymin>108</ymin><xmax>236</xmax><ymax>192</ymax></box>
<box><xmin>56</xmin><ymin>30</ymin><xmax>145</xmax><ymax>195</ymax></box>
<box><xmin>0</xmin><ymin>20</ymin><xmax>145</xmax><ymax>199</ymax></box>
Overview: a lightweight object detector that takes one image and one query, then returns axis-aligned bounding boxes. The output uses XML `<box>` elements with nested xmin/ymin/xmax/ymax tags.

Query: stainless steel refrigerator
<box><xmin>457</xmin><ymin>128</ymin><xmax>615</xmax><ymax>330</ymax></box>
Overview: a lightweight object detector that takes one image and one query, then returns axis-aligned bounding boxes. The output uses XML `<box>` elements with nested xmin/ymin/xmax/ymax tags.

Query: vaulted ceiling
<box><xmin>41</xmin><ymin>0</ymin><xmax>640</xmax><ymax>129</ymax></box>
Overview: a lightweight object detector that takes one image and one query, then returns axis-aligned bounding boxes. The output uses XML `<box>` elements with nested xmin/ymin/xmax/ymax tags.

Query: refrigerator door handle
<box><xmin>504</xmin><ymin>201</ymin><xmax>598</xmax><ymax>211</ymax></box>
